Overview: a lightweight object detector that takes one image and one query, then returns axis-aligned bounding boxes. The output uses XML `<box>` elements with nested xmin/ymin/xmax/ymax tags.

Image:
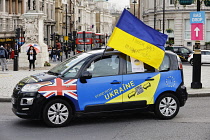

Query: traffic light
<box><xmin>15</xmin><ymin>28</ymin><xmax>20</xmax><ymax>38</ymax></box>
<box><xmin>50</xmin><ymin>34</ymin><xmax>54</xmax><ymax>40</ymax></box>
<box><xmin>83</xmin><ymin>31</ymin><xmax>86</xmax><ymax>41</ymax></box>
<box><xmin>68</xmin><ymin>33</ymin><xmax>72</xmax><ymax>41</ymax></box>
<box><xmin>73</xmin><ymin>31</ymin><xmax>77</xmax><ymax>39</ymax></box>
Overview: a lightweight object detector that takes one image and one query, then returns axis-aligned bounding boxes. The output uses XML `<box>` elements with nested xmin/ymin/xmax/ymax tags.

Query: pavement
<box><xmin>0</xmin><ymin>59</ymin><xmax>210</xmax><ymax>102</ymax></box>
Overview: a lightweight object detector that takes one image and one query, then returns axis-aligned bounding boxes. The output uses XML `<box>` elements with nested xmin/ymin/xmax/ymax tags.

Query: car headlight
<box><xmin>21</xmin><ymin>81</ymin><xmax>52</xmax><ymax>92</ymax></box>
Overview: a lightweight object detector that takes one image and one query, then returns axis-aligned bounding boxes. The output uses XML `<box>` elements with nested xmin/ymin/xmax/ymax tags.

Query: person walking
<box><xmin>63</xmin><ymin>45</ymin><xmax>68</xmax><ymax>59</ymax></box>
<box><xmin>27</xmin><ymin>45</ymin><xmax>37</xmax><ymax>71</ymax></box>
<box><xmin>51</xmin><ymin>48</ymin><xmax>57</xmax><ymax>62</ymax></box>
<box><xmin>0</xmin><ymin>45</ymin><xmax>8</xmax><ymax>71</ymax></box>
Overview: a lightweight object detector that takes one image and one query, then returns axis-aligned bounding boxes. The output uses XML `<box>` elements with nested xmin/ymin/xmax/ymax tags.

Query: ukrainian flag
<box><xmin>107</xmin><ymin>9</ymin><xmax>168</xmax><ymax>70</ymax></box>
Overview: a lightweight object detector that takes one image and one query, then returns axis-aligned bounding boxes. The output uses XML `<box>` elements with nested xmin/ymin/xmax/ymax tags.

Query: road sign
<box><xmin>191</xmin><ymin>23</ymin><xmax>203</xmax><ymax>40</ymax></box>
<box><xmin>190</xmin><ymin>11</ymin><xmax>205</xmax><ymax>24</ymax></box>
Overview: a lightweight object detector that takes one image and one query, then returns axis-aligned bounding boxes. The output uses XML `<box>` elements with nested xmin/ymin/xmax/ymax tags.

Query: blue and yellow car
<box><xmin>12</xmin><ymin>49</ymin><xmax>188</xmax><ymax>127</ymax></box>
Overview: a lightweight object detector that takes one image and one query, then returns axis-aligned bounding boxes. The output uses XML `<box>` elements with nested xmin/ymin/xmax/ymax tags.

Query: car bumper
<box><xmin>12</xmin><ymin>93</ymin><xmax>46</xmax><ymax>120</ymax></box>
<box><xmin>176</xmin><ymin>84</ymin><xmax>188</xmax><ymax>107</ymax></box>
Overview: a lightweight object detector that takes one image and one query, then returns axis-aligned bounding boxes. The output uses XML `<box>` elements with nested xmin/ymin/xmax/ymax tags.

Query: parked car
<box><xmin>188</xmin><ymin>50</ymin><xmax>210</xmax><ymax>66</ymax></box>
<box><xmin>12</xmin><ymin>49</ymin><xmax>188</xmax><ymax>127</ymax></box>
<box><xmin>165</xmin><ymin>46</ymin><xmax>193</xmax><ymax>61</ymax></box>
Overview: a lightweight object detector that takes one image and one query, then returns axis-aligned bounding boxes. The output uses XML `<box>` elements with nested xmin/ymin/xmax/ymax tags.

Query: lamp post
<box><xmin>154</xmin><ymin>0</ymin><xmax>157</xmax><ymax>29</ymax></box>
<box><xmin>163</xmin><ymin>0</ymin><xmax>165</xmax><ymax>34</ymax></box>
<box><xmin>133</xmin><ymin>0</ymin><xmax>137</xmax><ymax>16</ymax></box>
<box><xmin>66</xmin><ymin>4</ymin><xmax>68</xmax><ymax>46</ymax></box>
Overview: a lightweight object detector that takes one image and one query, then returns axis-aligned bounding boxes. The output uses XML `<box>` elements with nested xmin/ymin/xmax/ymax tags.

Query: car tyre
<box><xmin>43</xmin><ymin>99</ymin><xmax>73</xmax><ymax>127</ymax></box>
<box><xmin>154</xmin><ymin>93</ymin><xmax>180</xmax><ymax>120</ymax></box>
<box><xmin>190</xmin><ymin>59</ymin><xmax>193</xmax><ymax>66</ymax></box>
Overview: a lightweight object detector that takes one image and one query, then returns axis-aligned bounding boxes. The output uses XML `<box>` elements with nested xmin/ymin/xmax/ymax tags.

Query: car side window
<box><xmin>85</xmin><ymin>55</ymin><xmax>119</xmax><ymax>77</ymax></box>
<box><xmin>201</xmin><ymin>51</ymin><xmax>205</xmax><ymax>55</ymax></box>
<box><xmin>63</xmin><ymin>60</ymin><xmax>86</xmax><ymax>78</ymax></box>
<box><xmin>173</xmin><ymin>48</ymin><xmax>179</xmax><ymax>53</ymax></box>
<box><xmin>206</xmin><ymin>51</ymin><xmax>210</xmax><ymax>55</ymax></box>
<box><xmin>180</xmin><ymin>48</ymin><xmax>190</xmax><ymax>54</ymax></box>
<box><xmin>159</xmin><ymin>55</ymin><xmax>170</xmax><ymax>71</ymax></box>
<box><xmin>126</xmin><ymin>56</ymin><xmax>155</xmax><ymax>74</ymax></box>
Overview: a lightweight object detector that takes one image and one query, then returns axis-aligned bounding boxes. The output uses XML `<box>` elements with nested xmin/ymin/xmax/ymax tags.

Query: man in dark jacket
<box><xmin>0</xmin><ymin>45</ymin><xmax>8</xmax><ymax>71</ymax></box>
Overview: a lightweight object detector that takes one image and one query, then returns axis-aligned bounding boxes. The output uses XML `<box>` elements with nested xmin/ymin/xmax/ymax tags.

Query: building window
<box><xmin>0</xmin><ymin>19</ymin><xmax>2</xmax><ymax>31</ymax></box>
<box><xmin>206</xmin><ymin>20</ymin><xmax>210</xmax><ymax>42</ymax></box>
<box><xmin>185</xmin><ymin>19</ymin><xmax>190</xmax><ymax>39</ymax></box>
<box><xmin>170</xmin><ymin>0</ymin><xmax>175</xmax><ymax>5</ymax></box>
<box><xmin>167</xmin><ymin>19</ymin><xmax>174</xmax><ymax>30</ymax></box>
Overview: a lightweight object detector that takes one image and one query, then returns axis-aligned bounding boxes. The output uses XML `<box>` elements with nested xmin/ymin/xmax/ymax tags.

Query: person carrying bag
<box><xmin>27</xmin><ymin>45</ymin><xmax>37</xmax><ymax>71</ymax></box>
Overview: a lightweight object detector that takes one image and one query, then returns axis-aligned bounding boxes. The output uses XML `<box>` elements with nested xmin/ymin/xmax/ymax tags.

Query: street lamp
<box><xmin>154</xmin><ymin>0</ymin><xmax>157</xmax><ymax>29</ymax></box>
<box><xmin>163</xmin><ymin>0</ymin><xmax>165</xmax><ymax>34</ymax></box>
<box><xmin>132</xmin><ymin>0</ymin><xmax>137</xmax><ymax>16</ymax></box>
<box><xmin>66</xmin><ymin>3</ymin><xmax>68</xmax><ymax>46</ymax></box>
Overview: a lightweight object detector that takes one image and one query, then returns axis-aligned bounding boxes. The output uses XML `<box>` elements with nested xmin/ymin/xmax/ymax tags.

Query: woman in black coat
<box><xmin>27</xmin><ymin>45</ymin><xmax>37</xmax><ymax>71</ymax></box>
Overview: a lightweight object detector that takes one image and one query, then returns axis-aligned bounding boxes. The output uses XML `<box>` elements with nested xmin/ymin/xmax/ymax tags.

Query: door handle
<box><xmin>111</xmin><ymin>80</ymin><xmax>121</xmax><ymax>84</ymax></box>
<box><xmin>145</xmin><ymin>78</ymin><xmax>154</xmax><ymax>81</ymax></box>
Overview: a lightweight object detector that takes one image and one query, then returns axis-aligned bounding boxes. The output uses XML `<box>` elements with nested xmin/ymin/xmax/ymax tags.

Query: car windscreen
<box><xmin>48</xmin><ymin>53</ymin><xmax>91</xmax><ymax>75</ymax></box>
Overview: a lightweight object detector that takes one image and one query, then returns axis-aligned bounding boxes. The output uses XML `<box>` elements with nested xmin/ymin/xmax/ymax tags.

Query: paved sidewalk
<box><xmin>0</xmin><ymin>60</ymin><xmax>210</xmax><ymax>102</ymax></box>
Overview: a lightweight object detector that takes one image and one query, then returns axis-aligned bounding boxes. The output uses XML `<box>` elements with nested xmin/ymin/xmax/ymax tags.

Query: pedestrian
<box><xmin>10</xmin><ymin>49</ymin><xmax>15</xmax><ymax>59</ymax></box>
<box><xmin>0</xmin><ymin>45</ymin><xmax>8</xmax><ymax>71</ymax></box>
<box><xmin>56</xmin><ymin>49</ymin><xmax>60</xmax><ymax>61</ymax></box>
<box><xmin>165</xmin><ymin>44</ymin><xmax>173</xmax><ymax>51</ymax></box>
<box><xmin>27</xmin><ymin>45</ymin><xmax>37</xmax><ymax>71</ymax></box>
<box><xmin>63</xmin><ymin>45</ymin><xmax>68</xmax><ymax>59</ymax></box>
<box><xmin>51</xmin><ymin>48</ymin><xmax>57</xmax><ymax>62</ymax></box>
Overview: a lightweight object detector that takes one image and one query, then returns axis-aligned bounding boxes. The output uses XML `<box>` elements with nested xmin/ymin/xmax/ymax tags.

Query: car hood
<box><xmin>18</xmin><ymin>73</ymin><xmax>57</xmax><ymax>84</ymax></box>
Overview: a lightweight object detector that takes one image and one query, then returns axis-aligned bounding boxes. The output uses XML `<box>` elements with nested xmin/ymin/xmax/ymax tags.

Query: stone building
<box><xmin>0</xmin><ymin>0</ymin><xmax>55</xmax><ymax>48</ymax></box>
<box><xmin>0</xmin><ymin>0</ymin><xmax>119</xmax><ymax>49</ymax></box>
<box><xmin>130</xmin><ymin>0</ymin><xmax>210</xmax><ymax>49</ymax></box>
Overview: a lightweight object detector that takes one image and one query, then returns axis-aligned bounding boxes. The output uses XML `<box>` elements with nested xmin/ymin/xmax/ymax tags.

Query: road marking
<box><xmin>0</xmin><ymin>75</ymin><xmax>13</xmax><ymax>78</ymax></box>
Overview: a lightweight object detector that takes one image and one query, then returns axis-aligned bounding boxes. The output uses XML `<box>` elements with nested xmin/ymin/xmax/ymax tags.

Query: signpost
<box><xmin>190</xmin><ymin>11</ymin><xmax>205</xmax><ymax>41</ymax></box>
<box><xmin>190</xmin><ymin>11</ymin><xmax>205</xmax><ymax>24</ymax></box>
<box><xmin>190</xmin><ymin>11</ymin><xmax>205</xmax><ymax>89</ymax></box>
<box><xmin>191</xmin><ymin>23</ymin><xmax>203</xmax><ymax>40</ymax></box>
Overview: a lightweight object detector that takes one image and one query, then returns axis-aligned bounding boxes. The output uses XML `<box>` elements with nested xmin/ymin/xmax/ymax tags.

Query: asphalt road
<box><xmin>0</xmin><ymin>97</ymin><xmax>210</xmax><ymax>140</ymax></box>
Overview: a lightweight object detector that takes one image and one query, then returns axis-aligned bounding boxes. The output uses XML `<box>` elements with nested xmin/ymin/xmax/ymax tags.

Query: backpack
<box><xmin>0</xmin><ymin>49</ymin><xmax>5</xmax><ymax>58</ymax></box>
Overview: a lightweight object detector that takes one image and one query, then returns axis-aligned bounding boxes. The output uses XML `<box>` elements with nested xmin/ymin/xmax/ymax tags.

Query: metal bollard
<box><xmin>191</xmin><ymin>49</ymin><xmax>202</xmax><ymax>89</ymax></box>
<box><xmin>13</xmin><ymin>55</ymin><xmax>18</xmax><ymax>71</ymax></box>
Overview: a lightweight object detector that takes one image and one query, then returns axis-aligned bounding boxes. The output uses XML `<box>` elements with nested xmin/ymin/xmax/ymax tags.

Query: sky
<box><xmin>108</xmin><ymin>0</ymin><xmax>130</xmax><ymax>10</ymax></box>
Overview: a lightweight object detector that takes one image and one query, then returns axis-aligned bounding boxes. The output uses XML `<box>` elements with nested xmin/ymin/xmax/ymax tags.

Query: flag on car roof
<box><xmin>107</xmin><ymin>9</ymin><xmax>168</xmax><ymax>70</ymax></box>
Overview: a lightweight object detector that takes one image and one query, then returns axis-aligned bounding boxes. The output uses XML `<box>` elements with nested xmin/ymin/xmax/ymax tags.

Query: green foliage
<box><xmin>205</xmin><ymin>41</ymin><xmax>210</xmax><ymax>45</ymax></box>
<box><xmin>156</xmin><ymin>29</ymin><xmax>161</xmax><ymax>32</ymax></box>
<box><xmin>44</xmin><ymin>61</ymin><xmax>51</xmax><ymax>66</ymax></box>
<box><xmin>166</xmin><ymin>40</ymin><xmax>174</xmax><ymax>44</ymax></box>
<box><xmin>166</xmin><ymin>28</ymin><xmax>174</xmax><ymax>33</ymax></box>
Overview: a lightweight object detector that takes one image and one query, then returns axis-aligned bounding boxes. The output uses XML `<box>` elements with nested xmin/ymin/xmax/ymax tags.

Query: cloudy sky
<box><xmin>108</xmin><ymin>0</ymin><xmax>130</xmax><ymax>10</ymax></box>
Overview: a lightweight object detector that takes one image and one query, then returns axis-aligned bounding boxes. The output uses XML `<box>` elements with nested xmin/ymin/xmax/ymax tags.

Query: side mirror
<box><xmin>80</xmin><ymin>71</ymin><xmax>92</xmax><ymax>83</ymax></box>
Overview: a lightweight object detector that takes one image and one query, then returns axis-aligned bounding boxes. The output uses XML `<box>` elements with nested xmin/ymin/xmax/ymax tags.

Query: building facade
<box><xmin>0</xmin><ymin>0</ymin><xmax>117</xmax><ymax>49</ymax></box>
<box><xmin>129</xmin><ymin>0</ymin><xmax>210</xmax><ymax>49</ymax></box>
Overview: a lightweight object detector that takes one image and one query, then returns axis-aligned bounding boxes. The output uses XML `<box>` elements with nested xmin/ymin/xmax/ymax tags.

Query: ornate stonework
<box><xmin>24</xmin><ymin>17</ymin><xmax>39</xmax><ymax>43</ymax></box>
<box><xmin>19</xmin><ymin>12</ymin><xmax>49</xmax><ymax>68</ymax></box>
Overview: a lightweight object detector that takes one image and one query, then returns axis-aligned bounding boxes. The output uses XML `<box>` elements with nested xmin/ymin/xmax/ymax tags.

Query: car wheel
<box><xmin>43</xmin><ymin>99</ymin><xmax>73</xmax><ymax>127</ymax></box>
<box><xmin>154</xmin><ymin>93</ymin><xmax>180</xmax><ymax>119</ymax></box>
<box><xmin>190</xmin><ymin>59</ymin><xmax>193</xmax><ymax>66</ymax></box>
